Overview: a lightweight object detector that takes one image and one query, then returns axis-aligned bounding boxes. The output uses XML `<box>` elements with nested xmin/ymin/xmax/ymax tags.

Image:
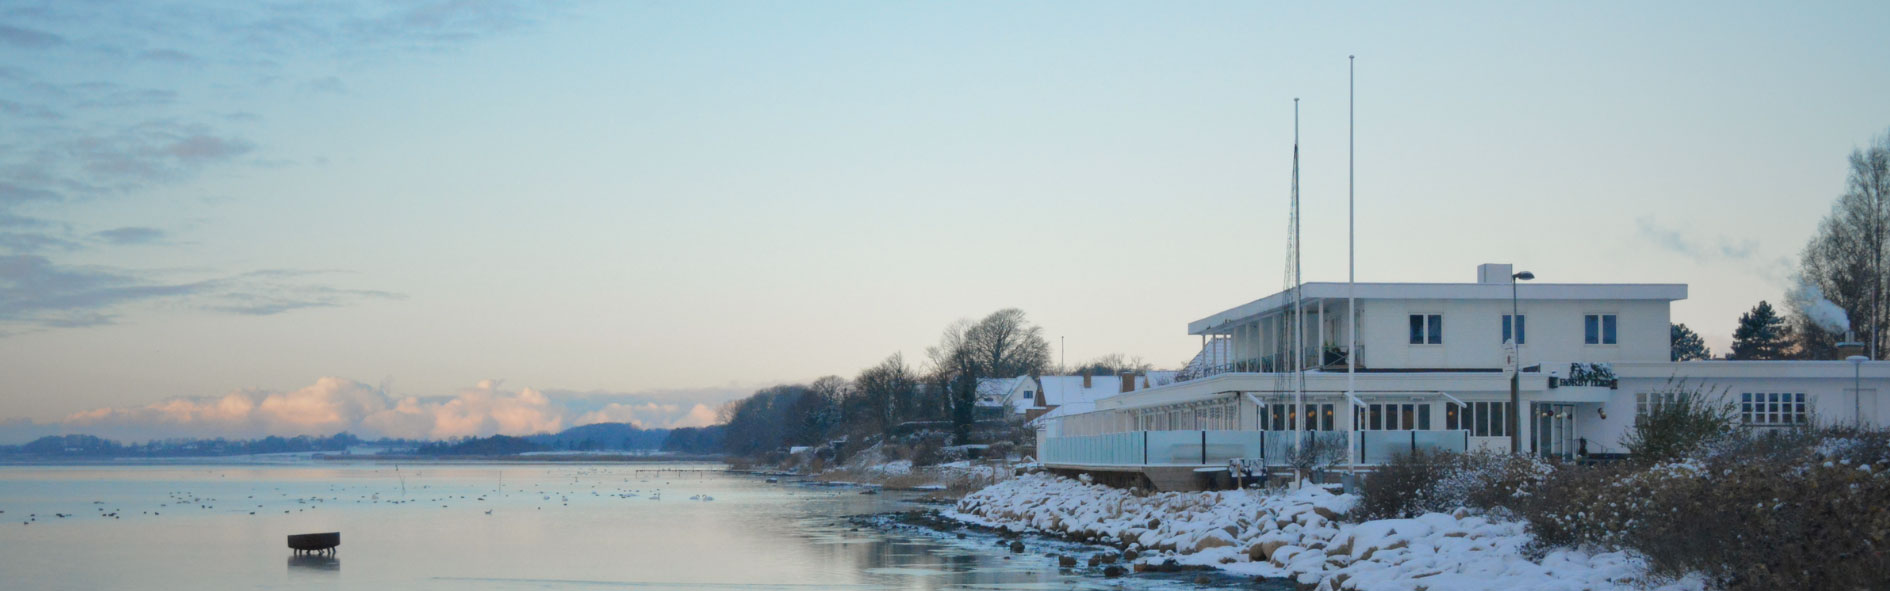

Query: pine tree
<box><xmin>1671</xmin><ymin>323</ymin><xmax>1712</xmax><ymax>361</ymax></box>
<box><xmin>1730</xmin><ymin>301</ymin><xmax>1791</xmax><ymax>360</ymax></box>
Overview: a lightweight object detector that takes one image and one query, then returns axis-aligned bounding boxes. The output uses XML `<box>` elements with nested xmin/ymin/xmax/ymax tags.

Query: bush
<box><xmin>1355</xmin><ymin>449</ymin><xmax>1457</xmax><ymax>520</ymax></box>
<box><xmin>1355</xmin><ymin>450</ymin><xmax>1554</xmax><ymax>521</ymax></box>
<box><xmin>1622</xmin><ymin>380</ymin><xmax>1738</xmax><ymax>463</ymax></box>
<box><xmin>910</xmin><ymin>437</ymin><xmax>944</xmax><ymax>467</ymax></box>
<box><xmin>1518</xmin><ymin>426</ymin><xmax>1890</xmax><ymax>589</ymax></box>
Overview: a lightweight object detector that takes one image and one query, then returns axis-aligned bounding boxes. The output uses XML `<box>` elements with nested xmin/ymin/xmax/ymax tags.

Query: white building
<box><xmin>1037</xmin><ymin>264</ymin><xmax>1890</xmax><ymax>489</ymax></box>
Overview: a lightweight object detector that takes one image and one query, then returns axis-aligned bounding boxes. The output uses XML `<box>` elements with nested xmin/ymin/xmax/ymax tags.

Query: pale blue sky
<box><xmin>2</xmin><ymin>1</ymin><xmax>1887</xmax><ymax>440</ymax></box>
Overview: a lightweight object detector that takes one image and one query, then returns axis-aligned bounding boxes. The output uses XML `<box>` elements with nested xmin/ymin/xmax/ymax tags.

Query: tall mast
<box><xmin>1293</xmin><ymin>98</ymin><xmax>1305</xmax><ymax>452</ymax></box>
<box><xmin>1346</xmin><ymin>55</ymin><xmax>1357</xmax><ymax>475</ymax></box>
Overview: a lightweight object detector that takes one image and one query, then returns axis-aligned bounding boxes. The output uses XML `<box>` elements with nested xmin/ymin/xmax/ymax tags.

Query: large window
<box><xmin>1502</xmin><ymin>314</ymin><xmax>1526</xmax><ymax>345</ymax></box>
<box><xmin>1446</xmin><ymin>401</ymin><xmax>1510</xmax><ymax>437</ymax></box>
<box><xmin>1635</xmin><ymin>391</ymin><xmax>1681</xmax><ymax>420</ymax></box>
<box><xmin>1267</xmin><ymin>403</ymin><xmax>1335</xmax><ymax>431</ymax></box>
<box><xmin>1409</xmin><ymin>314</ymin><xmax>1443</xmax><ymax>344</ymax></box>
<box><xmin>1741</xmin><ymin>392</ymin><xmax>1809</xmax><ymax>426</ymax></box>
<box><xmin>1358</xmin><ymin>403</ymin><xmax>1431</xmax><ymax>430</ymax></box>
<box><xmin>1585</xmin><ymin>314</ymin><xmax>1618</xmax><ymax>345</ymax></box>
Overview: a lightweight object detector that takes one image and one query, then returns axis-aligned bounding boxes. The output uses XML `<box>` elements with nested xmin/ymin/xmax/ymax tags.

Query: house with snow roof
<box><xmin>1036</xmin><ymin>263</ymin><xmax>1890</xmax><ymax>490</ymax></box>
<box><xmin>974</xmin><ymin>376</ymin><xmax>1037</xmax><ymax>418</ymax></box>
<box><xmin>1030</xmin><ymin>372</ymin><xmax>1177</xmax><ymax>423</ymax></box>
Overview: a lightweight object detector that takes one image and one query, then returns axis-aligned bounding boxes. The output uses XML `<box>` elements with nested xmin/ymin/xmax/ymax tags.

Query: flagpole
<box><xmin>1346</xmin><ymin>55</ymin><xmax>1357</xmax><ymax>477</ymax></box>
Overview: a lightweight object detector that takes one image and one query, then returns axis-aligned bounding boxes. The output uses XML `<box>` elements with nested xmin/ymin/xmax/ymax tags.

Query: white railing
<box><xmin>1039</xmin><ymin>429</ymin><xmax>1469</xmax><ymax>467</ymax></box>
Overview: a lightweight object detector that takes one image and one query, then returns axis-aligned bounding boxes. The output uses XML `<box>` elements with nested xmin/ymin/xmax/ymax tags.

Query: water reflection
<box><xmin>287</xmin><ymin>554</ymin><xmax>339</xmax><ymax>572</ymax></box>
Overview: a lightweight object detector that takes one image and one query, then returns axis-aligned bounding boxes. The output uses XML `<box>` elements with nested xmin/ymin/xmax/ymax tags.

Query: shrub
<box><xmin>1622</xmin><ymin>380</ymin><xmax>1737</xmax><ymax>463</ymax></box>
<box><xmin>1518</xmin><ymin>426</ymin><xmax>1890</xmax><ymax>589</ymax></box>
<box><xmin>1355</xmin><ymin>450</ymin><xmax>1554</xmax><ymax>521</ymax></box>
<box><xmin>1283</xmin><ymin>434</ymin><xmax>1347</xmax><ymax>480</ymax></box>
<box><xmin>910</xmin><ymin>437</ymin><xmax>944</xmax><ymax>467</ymax></box>
<box><xmin>1355</xmin><ymin>449</ymin><xmax>1457</xmax><ymax>520</ymax></box>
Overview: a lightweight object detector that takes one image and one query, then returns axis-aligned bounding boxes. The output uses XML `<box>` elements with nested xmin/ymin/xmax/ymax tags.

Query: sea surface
<box><xmin>0</xmin><ymin>461</ymin><xmax>1242</xmax><ymax>590</ymax></box>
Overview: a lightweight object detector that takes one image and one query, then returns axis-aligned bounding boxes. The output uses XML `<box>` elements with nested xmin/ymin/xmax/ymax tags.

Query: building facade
<box><xmin>1037</xmin><ymin>264</ymin><xmax>1890</xmax><ymax>488</ymax></box>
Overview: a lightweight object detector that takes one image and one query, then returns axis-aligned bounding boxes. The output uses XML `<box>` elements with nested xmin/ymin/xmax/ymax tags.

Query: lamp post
<box><xmin>1849</xmin><ymin>355</ymin><xmax>1868</xmax><ymax>425</ymax></box>
<box><xmin>1510</xmin><ymin>271</ymin><xmax>1534</xmax><ymax>453</ymax></box>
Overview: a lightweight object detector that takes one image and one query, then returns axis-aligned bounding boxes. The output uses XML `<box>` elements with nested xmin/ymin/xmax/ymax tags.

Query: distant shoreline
<box><xmin>0</xmin><ymin>452</ymin><xmax>731</xmax><ymax>466</ymax></box>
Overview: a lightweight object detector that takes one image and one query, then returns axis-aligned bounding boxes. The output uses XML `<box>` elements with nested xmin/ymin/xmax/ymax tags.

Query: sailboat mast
<box><xmin>1293</xmin><ymin>98</ymin><xmax>1305</xmax><ymax>448</ymax></box>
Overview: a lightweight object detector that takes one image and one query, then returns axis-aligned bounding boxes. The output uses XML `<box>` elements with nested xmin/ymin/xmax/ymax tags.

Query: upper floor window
<box><xmin>1502</xmin><ymin>314</ymin><xmax>1526</xmax><ymax>345</ymax></box>
<box><xmin>1585</xmin><ymin>314</ymin><xmax>1617</xmax><ymax>345</ymax></box>
<box><xmin>1409</xmin><ymin>314</ymin><xmax>1443</xmax><ymax>345</ymax></box>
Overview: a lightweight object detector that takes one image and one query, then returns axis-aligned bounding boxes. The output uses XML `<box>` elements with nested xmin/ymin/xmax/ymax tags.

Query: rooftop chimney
<box><xmin>1478</xmin><ymin>263</ymin><xmax>1514</xmax><ymax>284</ymax></box>
<box><xmin>1120</xmin><ymin>373</ymin><xmax>1136</xmax><ymax>393</ymax></box>
<box><xmin>1081</xmin><ymin>371</ymin><xmax>1091</xmax><ymax>388</ymax></box>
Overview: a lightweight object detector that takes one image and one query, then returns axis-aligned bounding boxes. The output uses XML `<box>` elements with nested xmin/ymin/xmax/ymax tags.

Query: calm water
<box><xmin>0</xmin><ymin>462</ymin><xmax>1228</xmax><ymax>590</ymax></box>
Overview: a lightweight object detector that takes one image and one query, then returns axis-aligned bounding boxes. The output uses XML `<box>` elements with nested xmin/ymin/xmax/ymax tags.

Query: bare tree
<box><xmin>854</xmin><ymin>353</ymin><xmax>917</xmax><ymax>433</ymax></box>
<box><xmin>1798</xmin><ymin>129</ymin><xmax>1890</xmax><ymax>358</ymax></box>
<box><xmin>925</xmin><ymin>309</ymin><xmax>1054</xmax><ymax>442</ymax></box>
<box><xmin>964</xmin><ymin>308</ymin><xmax>1054</xmax><ymax>379</ymax></box>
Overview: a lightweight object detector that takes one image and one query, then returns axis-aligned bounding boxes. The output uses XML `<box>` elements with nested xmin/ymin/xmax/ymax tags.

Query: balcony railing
<box><xmin>1176</xmin><ymin>346</ymin><xmax>1361</xmax><ymax>383</ymax></box>
<box><xmin>1038</xmin><ymin>428</ymin><xmax>1467</xmax><ymax>467</ymax></box>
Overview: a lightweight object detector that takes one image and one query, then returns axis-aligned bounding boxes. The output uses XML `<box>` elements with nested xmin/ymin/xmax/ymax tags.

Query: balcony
<box><xmin>1175</xmin><ymin>346</ymin><xmax>1362</xmax><ymax>383</ymax></box>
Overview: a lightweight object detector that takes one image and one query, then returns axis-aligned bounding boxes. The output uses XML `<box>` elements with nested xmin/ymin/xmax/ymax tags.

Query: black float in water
<box><xmin>287</xmin><ymin>532</ymin><xmax>340</xmax><ymax>556</ymax></box>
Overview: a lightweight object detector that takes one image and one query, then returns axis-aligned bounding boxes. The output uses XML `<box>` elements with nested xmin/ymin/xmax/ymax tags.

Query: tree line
<box><xmin>1670</xmin><ymin>128</ymin><xmax>1890</xmax><ymax>361</ymax></box>
<box><xmin>665</xmin><ymin>308</ymin><xmax>1157</xmax><ymax>458</ymax></box>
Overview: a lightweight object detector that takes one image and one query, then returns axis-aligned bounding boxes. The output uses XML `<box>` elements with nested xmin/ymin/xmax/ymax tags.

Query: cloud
<box><xmin>92</xmin><ymin>226</ymin><xmax>166</xmax><ymax>245</ymax></box>
<box><xmin>0</xmin><ymin>24</ymin><xmax>64</xmax><ymax>49</ymax></box>
<box><xmin>0</xmin><ymin>255</ymin><xmax>403</xmax><ymax>333</ymax></box>
<box><xmin>1634</xmin><ymin>216</ymin><xmax>1760</xmax><ymax>263</ymax></box>
<box><xmin>302</xmin><ymin>76</ymin><xmax>347</xmax><ymax>94</ymax></box>
<box><xmin>575</xmin><ymin>402</ymin><xmax>721</xmax><ymax>429</ymax></box>
<box><xmin>28</xmin><ymin>377</ymin><xmax>734</xmax><ymax>443</ymax></box>
<box><xmin>137</xmin><ymin>48</ymin><xmax>199</xmax><ymax>64</ymax></box>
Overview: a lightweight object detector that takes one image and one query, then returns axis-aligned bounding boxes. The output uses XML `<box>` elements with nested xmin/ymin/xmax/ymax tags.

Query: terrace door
<box><xmin>1533</xmin><ymin>403</ymin><xmax>1578</xmax><ymax>460</ymax></box>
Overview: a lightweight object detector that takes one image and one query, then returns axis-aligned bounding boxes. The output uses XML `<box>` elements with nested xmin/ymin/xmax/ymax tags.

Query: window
<box><xmin>1267</xmin><ymin>403</ymin><xmax>1335</xmax><ymax>431</ymax></box>
<box><xmin>1741</xmin><ymin>392</ymin><xmax>1809</xmax><ymax>426</ymax></box>
<box><xmin>1447</xmin><ymin>401</ymin><xmax>1509</xmax><ymax>437</ymax></box>
<box><xmin>1359</xmin><ymin>403</ymin><xmax>1433</xmax><ymax>430</ymax></box>
<box><xmin>1409</xmin><ymin>314</ymin><xmax>1443</xmax><ymax>344</ymax></box>
<box><xmin>1585</xmin><ymin>314</ymin><xmax>1617</xmax><ymax>345</ymax></box>
<box><xmin>1502</xmin><ymin>315</ymin><xmax>1526</xmax><ymax>345</ymax></box>
<box><xmin>1636</xmin><ymin>392</ymin><xmax>1681</xmax><ymax>419</ymax></box>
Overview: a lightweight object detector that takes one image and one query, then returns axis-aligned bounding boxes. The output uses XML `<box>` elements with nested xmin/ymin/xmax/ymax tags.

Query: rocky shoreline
<box><xmin>856</xmin><ymin>508</ymin><xmax>1286</xmax><ymax>589</ymax></box>
<box><xmin>937</xmin><ymin>473</ymin><xmax>1702</xmax><ymax>591</ymax></box>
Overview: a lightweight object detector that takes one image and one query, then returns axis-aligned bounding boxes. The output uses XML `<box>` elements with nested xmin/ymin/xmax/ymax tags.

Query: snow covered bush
<box><xmin>1522</xmin><ymin>426</ymin><xmax>1890</xmax><ymax>590</ymax></box>
<box><xmin>1356</xmin><ymin>450</ymin><xmax>1554</xmax><ymax>521</ymax></box>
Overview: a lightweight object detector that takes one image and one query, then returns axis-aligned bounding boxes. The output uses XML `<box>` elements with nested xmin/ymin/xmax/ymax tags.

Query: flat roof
<box><xmin>1189</xmin><ymin>282</ymin><xmax>1688</xmax><ymax>335</ymax></box>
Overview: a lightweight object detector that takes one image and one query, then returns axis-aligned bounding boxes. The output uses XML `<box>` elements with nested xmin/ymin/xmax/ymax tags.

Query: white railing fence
<box><xmin>1039</xmin><ymin>429</ymin><xmax>1468</xmax><ymax>467</ymax></box>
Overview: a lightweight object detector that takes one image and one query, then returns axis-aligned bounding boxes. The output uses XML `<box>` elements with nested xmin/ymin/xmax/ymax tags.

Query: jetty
<box><xmin>287</xmin><ymin>532</ymin><xmax>339</xmax><ymax>556</ymax></box>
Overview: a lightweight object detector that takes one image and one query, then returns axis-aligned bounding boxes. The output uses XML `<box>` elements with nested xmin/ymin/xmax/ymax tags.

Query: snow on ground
<box><xmin>945</xmin><ymin>473</ymin><xmax>1704</xmax><ymax>591</ymax></box>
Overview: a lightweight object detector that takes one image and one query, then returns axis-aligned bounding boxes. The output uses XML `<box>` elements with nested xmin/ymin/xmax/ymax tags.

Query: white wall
<box><xmin>1359</xmin><ymin>298</ymin><xmax>1670</xmax><ymax>370</ymax></box>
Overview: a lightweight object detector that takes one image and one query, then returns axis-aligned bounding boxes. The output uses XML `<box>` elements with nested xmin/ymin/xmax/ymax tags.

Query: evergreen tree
<box><xmin>1670</xmin><ymin>323</ymin><xmax>1713</xmax><ymax>361</ymax></box>
<box><xmin>1730</xmin><ymin>301</ymin><xmax>1791</xmax><ymax>360</ymax></box>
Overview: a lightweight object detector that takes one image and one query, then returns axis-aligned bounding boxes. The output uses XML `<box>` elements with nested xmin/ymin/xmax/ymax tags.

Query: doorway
<box><xmin>1533</xmin><ymin>403</ymin><xmax>1578</xmax><ymax>460</ymax></box>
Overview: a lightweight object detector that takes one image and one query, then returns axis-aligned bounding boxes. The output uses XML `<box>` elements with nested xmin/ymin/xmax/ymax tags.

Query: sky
<box><xmin>2</xmin><ymin>1</ymin><xmax>1888</xmax><ymax>443</ymax></box>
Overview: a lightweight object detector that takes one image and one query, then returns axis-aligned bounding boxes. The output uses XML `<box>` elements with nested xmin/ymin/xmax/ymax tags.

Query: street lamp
<box><xmin>1510</xmin><ymin>270</ymin><xmax>1534</xmax><ymax>454</ymax></box>
<box><xmin>1848</xmin><ymin>355</ymin><xmax>1868</xmax><ymax>425</ymax></box>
